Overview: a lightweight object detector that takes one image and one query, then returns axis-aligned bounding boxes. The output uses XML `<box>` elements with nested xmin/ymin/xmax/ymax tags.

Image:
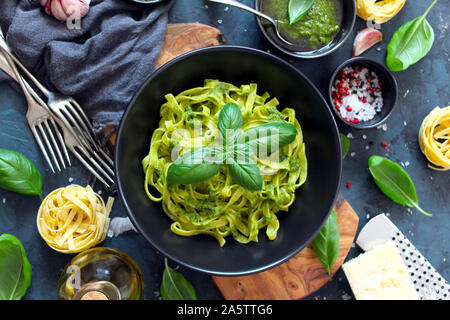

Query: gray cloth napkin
<box><xmin>0</xmin><ymin>0</ymin><xmax>173</xmax><ymax>132</ymax></box>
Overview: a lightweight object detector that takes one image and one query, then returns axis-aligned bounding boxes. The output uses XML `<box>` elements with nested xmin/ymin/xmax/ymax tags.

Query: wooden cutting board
<box><xmin>106</xmin><ymin>23</ymin><xmax>359</xmax><ymax>300</ymax></box>
<box><xmin>212</xmin><ymin>195</ymin><xmax>358</xmax><ymax>300</ymax></box>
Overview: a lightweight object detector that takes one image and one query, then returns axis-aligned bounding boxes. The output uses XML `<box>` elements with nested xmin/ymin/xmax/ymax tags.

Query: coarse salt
<box><xmin>331</xmin><ymin>66</ymin><xmax>383</xmax><ymax>123</ymax></box>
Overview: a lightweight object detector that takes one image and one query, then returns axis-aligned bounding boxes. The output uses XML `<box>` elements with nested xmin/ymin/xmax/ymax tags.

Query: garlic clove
<box><xmin>353</xmin><ymin>28</ymin><xmax>383</xmax><ymax>57</ymax></box>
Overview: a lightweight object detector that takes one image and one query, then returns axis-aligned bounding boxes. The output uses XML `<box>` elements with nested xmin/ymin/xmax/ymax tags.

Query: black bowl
<box><xmin>115</xmin><ymin>46</ymin><xmax>342</xmax><ymax>276</ymax></box>
<box><xmin>255</xmin><ymin>0</ymin><xmax>356</xmax><ymax>59</ymax></box>
<box><xmin>328</xmin><ymin>57</ymin><xmax>398</xmax><ymax>129</ymax></box>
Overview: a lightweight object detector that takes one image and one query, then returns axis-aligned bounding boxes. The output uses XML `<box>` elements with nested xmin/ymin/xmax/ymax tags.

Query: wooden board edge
<box><xmin>212</xmin><ymin>197</ymin><xmax>359</xmax><ymax>300</ymax></box>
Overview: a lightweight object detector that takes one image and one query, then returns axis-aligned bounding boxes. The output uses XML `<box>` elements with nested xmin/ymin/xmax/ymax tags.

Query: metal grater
<box><xmin>356</xmin><ymin>214</ymin><xmax>450</xmax><ymax>300</ymax></box>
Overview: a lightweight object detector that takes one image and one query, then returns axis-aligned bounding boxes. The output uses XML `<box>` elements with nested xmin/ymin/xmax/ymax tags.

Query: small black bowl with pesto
<box><xmin>256</xmin><ymin>0</ymin><xmax>355</xmax><ymax>58</ymax></box>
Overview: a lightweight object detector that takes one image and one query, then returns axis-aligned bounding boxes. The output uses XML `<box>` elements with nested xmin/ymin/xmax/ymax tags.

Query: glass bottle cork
<box><xmin>58</xmin><ymin>247</ymin><xmax>144</xmax><ymax>300</ymax></box>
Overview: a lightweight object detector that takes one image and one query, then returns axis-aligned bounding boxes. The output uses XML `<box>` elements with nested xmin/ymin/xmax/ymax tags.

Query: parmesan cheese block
<box><xmin>342</xmin><ymin>242</ymin><xmax>419</xmax><ymax>300</ymax></box>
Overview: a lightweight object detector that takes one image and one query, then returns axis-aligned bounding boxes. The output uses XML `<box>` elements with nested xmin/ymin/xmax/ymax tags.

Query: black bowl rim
<box><xmin>254</xmin><ymin>0</ymin><xmax>356</xmax><ymax>59</ymax></box>
<box><xmin>114</xmin><ymin>45</ymin><xmax>342</xmax><ymax>276</ymax></box>
<box><xmin>327</xmin><ymin>56</ymin><xmax>399</xmax><ymax>129</ymax></box>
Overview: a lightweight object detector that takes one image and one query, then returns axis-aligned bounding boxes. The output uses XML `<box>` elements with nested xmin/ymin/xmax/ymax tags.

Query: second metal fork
<box><xmin>0</xmin><ymin>32</ymin><xmax>113</xmax><ymax>168</ymax></box>
<box><xmin>0</xmin><ymin>50</ymin><xmax>115</xmax><ymax>187</ymax></box>
<box><xmin>0</xmin><ymin>51</ymin><xmax>69</xmax><ymax>173</ymax></box>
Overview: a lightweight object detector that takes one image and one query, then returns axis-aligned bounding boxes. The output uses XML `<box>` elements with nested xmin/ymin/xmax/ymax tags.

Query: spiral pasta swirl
<box><xmin>419</xmin><ymin>106</ymin><xmax>450</xmax><ymax>171</ymax></box>
<box><xmin>37</xmin><ymin>185</ymin><xmax>114</xmax><ymax>253</ymax></box>
<box><xmin>142</xmin><ymin>80</ymin><xmax>307</xmax><ymax>246</ymax></box>
<box><xmin>356</xmin><ymin>0</ymin><xmax>406</xmax><ymax>24</ymax></box>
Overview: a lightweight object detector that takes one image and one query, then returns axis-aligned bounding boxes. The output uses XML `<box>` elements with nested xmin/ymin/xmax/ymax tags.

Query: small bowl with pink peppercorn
<box><xmin>328</xmin><ymin>57</ymin><xmax>398</xmax><ymax>129</ymax></box>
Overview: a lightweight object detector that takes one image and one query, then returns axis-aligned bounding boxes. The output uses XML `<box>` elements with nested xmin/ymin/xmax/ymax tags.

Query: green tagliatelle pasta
<box><xmin>142</xmin><ymin>79</ymin><xmax>307</xmax><ymax>246</ymax></box>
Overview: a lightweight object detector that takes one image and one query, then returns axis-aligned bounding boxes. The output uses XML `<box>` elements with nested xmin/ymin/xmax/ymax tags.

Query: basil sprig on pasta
<box><xmin>142</xmin><ymin>79</ymin><xmax>307</xmax><ymax>246</ymax></box>
<box><xmin>167</xmin><ymin>102</ymin><xmax>297</xmax><ymax>191</ymax></box>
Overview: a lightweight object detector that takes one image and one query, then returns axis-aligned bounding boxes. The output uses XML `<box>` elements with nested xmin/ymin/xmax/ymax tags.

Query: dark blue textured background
<box><xmin>0</xmin><ymin>0</ymin><xmax>448</xmax><ymax>300</ymax></box>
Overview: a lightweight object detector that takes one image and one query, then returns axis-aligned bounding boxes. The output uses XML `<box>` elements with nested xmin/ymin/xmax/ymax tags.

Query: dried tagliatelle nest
<box><xmin>356</xmin><ymin>0</ymin><xmax>406</xmax><ymax>24</ymax></box>
<box><xmin>37</xmin><ymin>185</ymin><xmax>114</xmax><ymax>253</ymax></box>
<box><xmin>419</xmin><ymin>106</ymin><xmax>450</xmax><ymax>171</ymax></box>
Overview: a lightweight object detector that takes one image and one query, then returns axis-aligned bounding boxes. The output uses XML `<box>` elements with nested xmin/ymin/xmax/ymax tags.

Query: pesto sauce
<box><xmin>289</xmin><ymin>156</ymin><xmax>301</xmax><ymax>172</ymax></box>
<box><xmin>268</xmin><ymin>107</ymin><xmax>285</xmax><ymax>121</ymax></box>
<box><xmin>263</xmin><ymin>0</ymin><xmax>340</xmax><ymax>49</ymax></box>
<box><xmin>186</xmin><ymin>197</ymin><xmax>218</xmax><ymax>219</ymax></box>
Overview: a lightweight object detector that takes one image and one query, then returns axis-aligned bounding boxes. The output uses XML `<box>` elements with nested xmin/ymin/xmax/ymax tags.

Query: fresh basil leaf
<box><xmin>227</xmin><ymin>156</ymin><xmax>263</xmax><ymax>192</ymax></box>
<box><xmin>167</xmin><ymin>147</ymin><xmax>222</xmax><ymax>185</ymax></box>
<box><xmin>340</xmin><ymin>133</ymin><xmax>350</xmax><ymax>159</ymax></box>
<box><xmin>160</xmin><ymin>258</ymin><xmax>197</xmax><ymax>300</ymax></box>
<box><xmin>368</xmin><ymin>155</ymin><xmax>432</xmax><ymax>217</ymax></box>
<box><xmin>386</xmin><ymin>0</ymin><xmax>437</xmax><ymax>72</ymax></box>
<box><xmin>288</xmin><ymin>0</ymin><xmax>315</xmax><ymax>24</ymax></box>
<box><xmin>0</xmin><ymin>148</ymin><xmax>43</xmax><ymax>200</ymax></box>
<box><xmin>312</xmin><ymin>209</ymin><xmax>340</xmax><ymax>275</ymax></box>
<box><xmin>240</xmin><ymin>122</ymin><xmax>297</xmax><ymax>155</ymax></box>
<box><xmin>217</xmin><ymin>103</ymin><xmax>243</xmax><ymax>139</ymax></box>
<box><xmin>0</xmin><ymin>234</ymin><xmax>32</xmax><ymax>300</ymax></box>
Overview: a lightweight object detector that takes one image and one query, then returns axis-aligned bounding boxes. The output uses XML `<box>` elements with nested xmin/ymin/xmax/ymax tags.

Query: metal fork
<box><xmin>0</xmin><ymin>31</ymin><xmax>115</xmax><ymax>187</ymax></box>
<box><xmin>58</xmin><ymin>116</ymin><xmax>116</xmax><ymax>188</ymax></box>
<box><xmin>0</xmin><ymin>50</ymin><xmax>115</xmax><ymax>187</ymax></box>
<box><xmin>0</xmin><ymin>50</ymin><xmax>69</xmax><ymax>173</ymax></box>
<box><xmin>0</xmin><ymin>31</ymin><xmax>114</xmax><ymax>168</ymax></box>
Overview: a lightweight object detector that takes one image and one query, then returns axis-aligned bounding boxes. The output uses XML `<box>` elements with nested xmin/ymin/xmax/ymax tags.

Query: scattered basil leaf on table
<box><xmin>386</xmin><ymin>0</ymin><xmax>438</xmax><ymax>72</ymax></box>
<box><xmin>312</xmin><ymin>209</ymin><xmax>340</xmax><ymax>275</ymax></box>
<box><xmin>288</xmin><ymin>0</ymin><xmax>315</xmax><ymax>24</ymax></box>
<box><xmin>167</xmin><ymin>103</ymin><xmax>297</xmax><ymax>192</ymax></box>
<box><xmin>0</xmin><ymin>148</ymin><xmax>43</xmax><ymax>200</ymax></box>
<box><xmin>160</xmin><ymin>258</ymin><xmax>197</xmax><ymax>300</ymax></box>
<box><xmin>0</xmin><ymin>234</ymin><xmax>32</xmax><ymax>300</ymax></box>
<box><xmin>340</xmin><ymin>133</ymin><xmax>350</xmax><ymax>159</ymax></box>
<box><xmin>368</xmin><ymin>155</ymin><xmax>433</xmax><ymax>217</ymax></box>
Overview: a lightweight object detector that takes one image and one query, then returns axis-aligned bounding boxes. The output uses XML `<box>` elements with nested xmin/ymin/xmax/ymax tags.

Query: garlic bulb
<box><xmin>107</xmin><ymin>217</ymin><xmax>137</xmax><ymax>238</ymax></box>
<box><xmin>40</xmin><ymin>0</ymin><xmax>91</xmax><ymax>22</ymax></box>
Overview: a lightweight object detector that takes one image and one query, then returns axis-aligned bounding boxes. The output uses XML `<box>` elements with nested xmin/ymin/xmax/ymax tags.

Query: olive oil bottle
<box><xmin>58</xmin><ymin>247</ymin><xmax>144</xmax><ymax>300</ymax></box>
